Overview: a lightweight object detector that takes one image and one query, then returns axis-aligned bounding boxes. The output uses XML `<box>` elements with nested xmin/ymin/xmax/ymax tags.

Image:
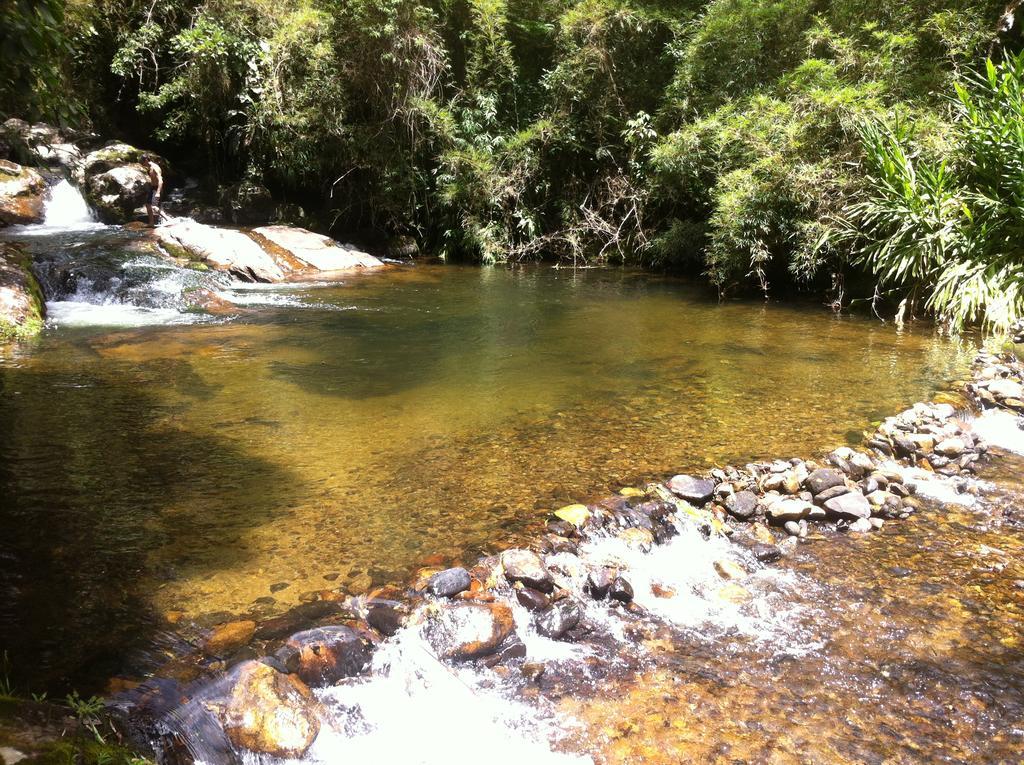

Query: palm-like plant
<box><xmin>832</xmin><ymin>50</ymin><xmax>1024</xmax><ymax>333</ymax></box>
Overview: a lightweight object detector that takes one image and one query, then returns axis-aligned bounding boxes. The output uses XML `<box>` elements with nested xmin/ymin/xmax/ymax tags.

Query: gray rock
<box><xmin>667</xmin><ymin>474</ymin><xmax>716</xmax><ymax>504</ymax></box>
<box><xmin>724</xmin><ymin>490</ymin><xmax>758</xmax><ymax>519</ymax></box>
<box><xmin>534</xmin><ymin>600</ymin><xmax>582</xmax><ymax>640</ymax></box>
<box><xmin>766</xmin><ymin>497</ymin><xmax>812</xmax><ymax>522</ymax></box>
<box><xmin>814</xmin><ymin>484</ymin><xmax>850</xmax><ymax>503</ymax></box>
<box><xmin>804</xmin><ymin>468</ymin><xmax>846</xmax><ymax>495</ymax></box>
<box><xmin>502</xmin><ymin>549</ymin><xmax>554</xmax><ymax>593</ymax></box>
<box><xmin>848</xmin><ymin>517</ymin><xmax>873</xmax><ymax>533</ymax></box>
<box><xmin>427</xmin><ymin>567</ymin><xmax>472</xmax><ymax>598</ymax></box>
<box><xmin>823</xmin><ymin>491</ymin><xmax>871</xmax><ymax>520</ymax></box>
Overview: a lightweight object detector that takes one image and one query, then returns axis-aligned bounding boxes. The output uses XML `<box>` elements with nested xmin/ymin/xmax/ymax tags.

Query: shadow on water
<box><xmin>0</xmin><ymin>356</ymin><xmax>307</xmax><ymax>695</ymax></box>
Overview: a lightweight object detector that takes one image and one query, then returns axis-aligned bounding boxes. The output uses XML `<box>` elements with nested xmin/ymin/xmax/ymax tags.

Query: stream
<box><xmin>2</xmin><ymin>186</ymin><xmax>1023</xmax><ymax>763</ymax></box>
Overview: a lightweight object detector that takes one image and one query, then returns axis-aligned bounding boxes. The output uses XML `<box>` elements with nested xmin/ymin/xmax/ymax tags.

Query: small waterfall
<box><xmin>42</xmin><ymin>179</ymin><xmax>99</xmax><ymax>229</ymax></box>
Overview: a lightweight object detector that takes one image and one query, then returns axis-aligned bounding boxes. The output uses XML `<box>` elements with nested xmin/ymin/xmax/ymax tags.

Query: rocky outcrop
<box><xmin>221</xmin><ymin>661</ymin><xmax>321</xmax><ymax>759</ymax></box>
<box><xmin>155</xmin><ymin>219</ymin><xmax>286</xmax><ymax>282</ymax></box>
<box><xmin>250</xmin><ymin>225</ymin><xmax>383</xmax><ymax>272</ymax></box>
<box><xmin>75</xmin><ymin>143</ymin><xmax>161</xmax><ymax>223</ymax></box>
<box><xmin>1</xmin><ymin>118</ymin><xmax>96</xmax><ymax>170</ymax></box>
<box><xmin>155</xmin><ymin>220</ymin><xmax>383</xmax><ymax>282</ymax></box>
<box><xmin>0</xmin><ymin>160</ymin><xmax>46</xmax><ymax>226</ymax></box>
<box><xmin>0</xmin><ymin>242</ymin><xmax>45</xmax><ymax>340</ymax></box>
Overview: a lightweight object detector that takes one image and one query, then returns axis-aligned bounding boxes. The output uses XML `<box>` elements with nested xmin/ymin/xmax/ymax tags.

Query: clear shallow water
<box><xmin>0</xmin><ymin>242</ymin><xmax>979</xmax><ymax>692</ymax></box>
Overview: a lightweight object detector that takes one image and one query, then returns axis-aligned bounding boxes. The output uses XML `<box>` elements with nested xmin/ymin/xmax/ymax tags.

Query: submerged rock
<box><xmin>203</xmin><ymin>620</ymin><xmax>256</xmax><ymax>656</ymax></box>
<box><xmin>422</xmin><ymin>601</ymin><xmax>515</xmax><ymax>661</ymax></box>
<box><xmin>221</xmin><ymin>661</ymin><xmax>321</xmax><ymax>759</ymax></box>
<box><xmin>0</xmin><ymin>160</ymin><xmax>45</xmax><ymax>225</ymax></box>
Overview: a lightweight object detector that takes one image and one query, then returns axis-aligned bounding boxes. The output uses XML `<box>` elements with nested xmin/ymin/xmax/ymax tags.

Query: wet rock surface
<box><xmin>0</xmin><ymin>242</ymin><xmax>44</xmax><ymax>339</ymax></box>
<box><xmin>220</xmin><ymin>661</ymin><xmax>321</xmax><ymax>759</ymax></box>
<box><xmin>0</xmin><ymin>160</ymin><xmax>45</xmax><ymax>225</ymax></box>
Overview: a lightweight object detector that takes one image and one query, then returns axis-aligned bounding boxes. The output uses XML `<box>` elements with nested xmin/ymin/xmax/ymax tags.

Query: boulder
<box><xmin>427</xmin><ymin>567</ymin><xmax>472</xmax><ymax>598</ymax></box>
<box><xmin>156</xmin><ymin>219</ymin><xmax>286</xmax><ymax>282</ymax></box>
<box><xmin>934</xmin><ymin>437</ymin><xmax>966</xmax><ymax>457</ymax></box>
<box><xmin>724</xmin><ymin>490</ymin><xmax>758</xmax><ymax>519</ymax></box>
<box><xmin>823</xmin><ymin>491</ymin><xmax>872</xmax><ymax>521</ymax></box>
<box><xmin>422</xmin><ymin>601</ymin><xmax>515</xmax><ymax>660</ymax></box>
<box><xmin>765</xmin><ymin>497</ymin><xmax>812</xmax><ymax>522</ymax></box>
<box><xmin>279</xmin><ymin>626</ymin><xmax>371</xmax><ymax>687</ymax></box>
<box><xmin>516</xmin><ymin>587</ymin><xmax>550</xmax><ymax>611</ymax></box>
<box><xmin>667</xmin><ymin>474</ymin><xmax>716</xmax><ymax>504</ymax></box>
<box><xmin>221</xmin><ymin>661</ymin><xmax>321</xmax><ymax>759</ymax></box>
<box><xmin>0</xmin><ymin>243</ymin><xmax>45</xmax><ymax>340</ymax></box>
<box><xmin>501</xmin><ymin>549</ymin><xmax>554</xmax><ymax>593</ymax></box>
<box><xmin>251</xmin><ymin>225</ymin><xmax>383</xmax><ymax>272</ymax></box>
<box><xmin>803</xmin><ymin>468</ymin><xmax>845</xmax><ymax>496</ymax></box>
<box><xmin>85</xmin><ymin>163</ymin><xmax>150</xmax><ymax>222</ymax></box>
<box><xmin>988</xmin><ymin>378</ymin><xmax>1024</xmax><ymax>401</ymax></box>
<box><xmin>0</xmin><ymin>160</ymin><xmax>45</xmax><ymax>225</ymax></box>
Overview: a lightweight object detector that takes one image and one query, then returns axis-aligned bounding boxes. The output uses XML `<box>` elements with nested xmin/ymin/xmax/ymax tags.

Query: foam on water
<box><xmin>971</xmin><ymin>408</ymin><xmax>1024</xmax><ymax>455</ymax></box>
<box><xmin>270</xmin><ymin>630</ymin><xmax>591</xmax><ymax>765</ymax></box>
<box><xmin>46</xmin><ymin>301</ymin><xmax>203</xmax><ymax>327</ymax></box>
<box><xmin>576</xmin><ymin>521</ymin><xmax>817</xmax><ymax>652</ymax></box>
<box><xmin>12</xmin><ymin>180</ymin><xmax>106</xmax><ymax>234</ymax></box>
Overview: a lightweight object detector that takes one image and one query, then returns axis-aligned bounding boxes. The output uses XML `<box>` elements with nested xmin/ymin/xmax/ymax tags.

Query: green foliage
<box><xmin>832</xmin><ymin>52</ymin><xmax>1024</xmax><ymax>332</ymax></box>
<box><xmin>0</xmin><ymin>0</ymin><xmax>86</xmax><ymax>123</ymax></box>
<box><xmin>30</xmin><ymin>0</ymin><xmax>1019</xmax><ymax>327</ymax></box>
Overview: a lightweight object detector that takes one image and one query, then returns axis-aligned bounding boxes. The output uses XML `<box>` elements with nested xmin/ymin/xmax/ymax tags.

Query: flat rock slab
<box><xmin>252</xmin><ymin>225</ymin><xmax>383</xmax><ymax>272</ymax></box>
<box><xmin>823</xmin><ymin>491</ymin><xmax>872</xmax><ymax>520</ymax></box>
<box><xmin>157</xmin><ymin>220</ymin><xmax>286</xmax><ymax>282</ymax></box>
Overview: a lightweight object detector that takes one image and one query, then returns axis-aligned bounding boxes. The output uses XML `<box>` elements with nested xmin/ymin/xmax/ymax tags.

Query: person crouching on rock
<box><xmin>143</xmin><ymin>154</ymin><xmax>164</xmax><ymax>227</ymax></box>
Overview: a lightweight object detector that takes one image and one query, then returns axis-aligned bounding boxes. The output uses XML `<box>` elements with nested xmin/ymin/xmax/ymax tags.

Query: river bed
<box><xmin>2</xmin><ymin>198</ymin><xmax>1022</xmax><ymax>764</ymax></box>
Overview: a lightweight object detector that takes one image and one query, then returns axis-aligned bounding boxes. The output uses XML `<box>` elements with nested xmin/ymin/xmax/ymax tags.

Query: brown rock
<box><xmin>204</xmin><ymin>620</ymin><xmax>256</xmax><ymax>655</ymax></box>
<box><xmin>222</xmin><ymin>661</ymin><xmax>321</xmax><ymax>759</ymax></box>
<box><xmin>280</xmin><ymin>626</ymin><xmax>371</xmax><ymax>687</ymax></box>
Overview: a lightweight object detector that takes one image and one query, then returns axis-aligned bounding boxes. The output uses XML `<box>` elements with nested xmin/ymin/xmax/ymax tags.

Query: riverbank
<box><xmin>54</xmin><ymin>345</ymin><xmax>1018</xmax><ymax>764</ymax></box>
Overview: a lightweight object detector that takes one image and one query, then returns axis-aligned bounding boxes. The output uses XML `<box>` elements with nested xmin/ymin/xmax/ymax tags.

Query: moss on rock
<box><xmin>0</xmin><ymin>243</ymin><xmax>45</xmax><ymax>341</ymax></box>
